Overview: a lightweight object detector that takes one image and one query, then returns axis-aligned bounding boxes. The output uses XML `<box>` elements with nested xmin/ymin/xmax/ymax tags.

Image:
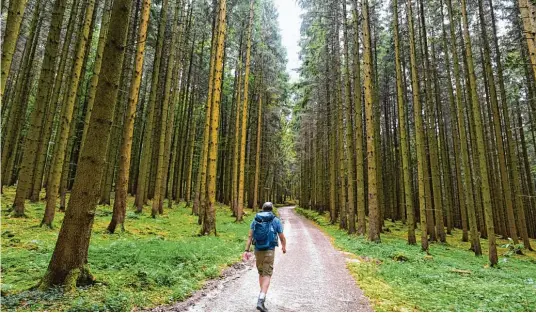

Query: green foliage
<box><xmin>501</xmin><ymin>238</ymin><xmax>525</xmax><ymax>257</ymax></box>
<box><xmin>296</xmin><ymin>208</ymin><xmax>536</xmax><ymax>312</ymax></box>
<box><xmin>0</xmin><ymin>188</ymin><xmax>252</xmax><ymax>311</ymax></box>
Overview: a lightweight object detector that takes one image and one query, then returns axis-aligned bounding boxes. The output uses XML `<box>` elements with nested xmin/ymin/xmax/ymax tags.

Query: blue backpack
<box><xmin>253</xmin><ymin>212</ymin><xmax>277</xmax><ymax>251</ymax></box>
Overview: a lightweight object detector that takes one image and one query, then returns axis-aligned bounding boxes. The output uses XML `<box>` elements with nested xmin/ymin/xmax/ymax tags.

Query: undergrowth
<box><xmin>296</xmin><ymin>207</ymin><xmax>536</xmax><ymax>312</ymax></box>
<box><xmin>0</xmin><ymin>187</ymin><xmax>252</xmax><ymax>311</ymax></box>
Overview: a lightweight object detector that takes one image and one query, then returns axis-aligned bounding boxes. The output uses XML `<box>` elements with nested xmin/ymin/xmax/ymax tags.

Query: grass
<box><xmin>296</xmin><ymin>207</ymin><xmax>536</xmax><ymax>312</ymax></box>
<box><xmin>0</xmin><ymin>187</ymin><xmax>253</xmax><ymax>311</ymax></box>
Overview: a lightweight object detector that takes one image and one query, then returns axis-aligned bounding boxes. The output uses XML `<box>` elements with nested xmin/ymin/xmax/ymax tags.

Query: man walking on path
<box><xmin>244</xmin><ymin>202</ymin><xmax>287</xmax><ymax>312</ymax></box>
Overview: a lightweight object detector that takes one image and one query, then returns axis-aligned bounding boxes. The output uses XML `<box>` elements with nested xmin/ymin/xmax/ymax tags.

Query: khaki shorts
<box><xmin>255</xmin><ymin>249</ymin><xmax>275</xmax><ymax>276</ymax></box>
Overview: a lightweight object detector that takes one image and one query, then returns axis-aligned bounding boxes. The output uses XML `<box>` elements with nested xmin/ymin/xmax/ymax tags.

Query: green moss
<box><xmin>296</xmin><ymin>207</ymin><xmax>536</xmax><ymax>312</ymax></box>
<box><xmin>1</xmin><ymin>187</ymin><xmax>252</xmax><ymax>311</ymax></box>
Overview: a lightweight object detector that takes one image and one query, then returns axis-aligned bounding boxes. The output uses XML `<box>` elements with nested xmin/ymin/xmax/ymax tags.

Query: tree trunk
<box><xmin>1</xmin><ymin>0</ymin><xmax>29</xmax><ymax>97</ymax></box>
<box><xmin>108</xmin><ymin>0</ymin><xmax>151</xmax><ymax>233</ymax></box>
<box><xmin>193</xmin><ymin>2</ymin><xmax>218</xmax><ymax>221</ymax></box>
<box><xmin>152</xmin><ymin>1</ymin><xmax>182</xmax><ymax>217</ymax></box>
<box><xmin>236</xmin><ymin>0</ymin><xmax>254</xmax><ymax>222</ymax></box>
<box><xmin>342</xmin><ymin>0</ymin><xmax>356</xmax><ymax>234</ymax></box>
<box><xmin>42</xmin><ymin>0</ymin><xmax>96</xmax><ymax>228</ymax></box>
<box><xmin>1</xmin><ymin>0</ymin><xmax>41</xmax><ymax>190</ymax></box>
<box><xmin>460</xmin><ymin>0</ymin><xmax>498</xmax><ymax>266</ymax></box>
<box><xmin>394</xmin><ymin>0</ymin><xmax>416</xmax><ymax>244</ymax></box>
<box><xmin>201</xmin><ymin>0</ymin><xmax>227</xmax><ymax>235</ymax></box>
<box><xmin>406</xmin><ymin>0</ymin><xmax>427</xmax><ymax>251</ymax></box>
<box><xmin>11</xmin><ymin>0</ymin><xmax>68</xmax><ymax>217</ymax></box>
<box><xmin>135</xmin><ymin>0</ymin><xmax>169</xmax><ymax>212</ymax></box>
<box><xmin>253</xmin><ymin>87</ymin><xmax>263</xmax><ymax>210</ymax></box>
<box><xmin>38</xmin><ymin>0</ymin><xmax>131</xmax><ymax>290</ymax></box>
<box><xmin>363</xmin><ymin>0</ymin><xmax>380</xmax><ymax>243</ymax></box>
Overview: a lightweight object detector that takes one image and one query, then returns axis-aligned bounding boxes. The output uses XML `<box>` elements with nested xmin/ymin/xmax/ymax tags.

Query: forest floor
<box><xmin>296</xmin><ymin>207</ymin><xmax>536</xmax><ymax>312</ymax></box>
<box><xmin>1</xmin><ymin>186</ymin><xmax>535</xmax><ymax>312</ymax></box>
<box><xmin>0</xmin><ymin>187</ymin><xmax>253</xmax><ymax>311</ymax></box>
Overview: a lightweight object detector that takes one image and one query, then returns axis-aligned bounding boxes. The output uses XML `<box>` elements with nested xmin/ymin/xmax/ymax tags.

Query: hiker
<box><xmin>243</xmin><ymin>202</ymin><xmax>287</xmax><ymax>312</ymax></box>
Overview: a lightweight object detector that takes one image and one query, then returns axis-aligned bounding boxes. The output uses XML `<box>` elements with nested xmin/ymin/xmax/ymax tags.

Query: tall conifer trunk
<box><xmin>363</xmin><ymin>0</ymin><xmax>380</xmax><ymax>243</ymax></box>
<box><xmin>1</xmin><ymin>0</ymin><xmax>29</xmax><ymax>97</ymax></box>
<box><xmin>460</xmin><ymin>0</ymin><xmax>498</xmax><ymax>266</ymax></box>
<box><xmin>39</xmin><ymin>0</ymin><xmax>131</xmax><ymax>289</ymax></box>
<box><xmin>135</xmin><ymin>0</ymin><xmax>169</xmax><ymax>212</ymax></box>
<box><xmin>394</xmin><ymin>0</ymin><xmax>416</xmax><ymax>244</ymax></box>
<box><xmin>108</xmin><ymin>0</ymin><xmax>152</xmax><ymax>232</ymax></box>
<box><xmin>42</xmin><ymin>0</ymin><xmax>97</xmax><ymax>228</ymax></box>
<box><xmin>236</xmin><ymin>0</ymin><xmax>254</xmax><ymax>222</ymax></box>
<box><xmin>201</xmin><ymin>0</ymin><xmax>227</xmax><ymax>235</ymax></box>
<box><xmin>406</xmin><ymin>0</ymin><xmax>427</xmax><ymax>251</ymax></box>
<box><xmin>12</xmin><ymin>0</ymin><xmax>68</xmax><ymax>217</ymax></box>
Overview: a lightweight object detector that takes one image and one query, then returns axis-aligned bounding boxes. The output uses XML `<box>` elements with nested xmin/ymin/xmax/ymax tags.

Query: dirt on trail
<box><xmin>156</xmin><ymin>206</ymin><xmax>371</xmax><ymax>312</ymax></box>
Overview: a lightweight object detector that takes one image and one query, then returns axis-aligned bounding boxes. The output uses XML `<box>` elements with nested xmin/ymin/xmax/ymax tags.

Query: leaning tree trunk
<box><xmin>42</xmin><ymin>0</ymin><xmax>96</xmax><ymax>228</ymax></box>
<box><xmin>518</xmin><ymin>0</ymin><xmax>536</xmax><ymax>83</ymax></box>
<box><xmin>1</xmin><ymin>0</ymin><xmax>29</xmax><ymax>97</ymax></box>
<box><xmin>38</xmin><ymin>0</ymin><xmax>131</xmax><ymax>290</ymax></box>
<box><xmin>440</xmin><ymin>0</ymin><xmax>468</xmax><ymax>242</ymax></box>
<box><xmin>1</xmin><ymin>0</ymin><xmax>42</xmax><ymax>190</ymax></box>
<box><xmin>460</xmin><ymin>0</ymin><xmax>498</xmax><ymax>266</ymax></box>
<box><xmin>30</xmin><ymin>0</ymin><xmax>82</xmax><ymax>203</ymax></box>
<box><xmin>11</xmin><ymin>0</ymin><xmax>68</xmax><ymax>217</ymax></box>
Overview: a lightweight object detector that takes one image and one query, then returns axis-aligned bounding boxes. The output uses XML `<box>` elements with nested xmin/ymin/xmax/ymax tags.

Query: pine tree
<box><xmin>108</xmin><ymin>0</ymin><xmax>152</xmax><ymax>233</ymax></box>
<box><xmin>135</xmin><ymin>0</ymin><xmax>170</xmax><ymax>212</ymax></box>
<box><xmin>236</xmin><ymin>0</ymin><xmax>254</xmax><ymax>222</ymax></box>
<box><xmin>394</xmin><ymin>0</ymin><xmax>416</xmax><ymax>244</ymax></box>
<box><xmin>11</xmin><ymin>0</ymin><xmax>68</xmax><ymax>217</ymax></box>
<box><xmin>201</xmin><ymin>0</ymin><xmax>228</xmax><ymax>235</ymax></box>
<box><xmin>42</xmin><ymin>0</ymin><xmax>97</xmax><ymax>228</ymax></box>
<box><xmin>406</xmin><ymin>0</ymin><xmax>427</xmax><ymax>251</ymax></box>
<box><xmin>363</xmin><ymin>0</ymin><xmax>380</xmax><ymax>243</ymax></box>
<box><xmin>460</xmin><ymin>0</ymin><xmax>498</xmax><ymax>266</ymax></box>
<box><xmin>352</xmin><ymin>0</ymin><xmax>366</xmax><ymax>235</ymax></box>
<box><xmin>1</xmin><ymin>0</ymin><xmax>29</xmax><ymax>97</ymax></box>
<box><xmin>342</xmin><ymin>0</ymin><xmax>356</xmax><ymax>234</ymax></box>
<box><xmin>152</xmin><ymin>0</ymin><xmax>182</xmax><ymax>217</ymax></box>
<box><xmin>38</xmin><ymin>0</ymin><xmax>132</xmax><ymax>289</ymax></box>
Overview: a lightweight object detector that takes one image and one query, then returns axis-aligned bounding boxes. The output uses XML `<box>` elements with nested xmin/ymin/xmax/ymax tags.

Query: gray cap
<box><xmin>262</xmin><ymin>202</ymin><xmax>273</xmax><ymax>211</ymax></box>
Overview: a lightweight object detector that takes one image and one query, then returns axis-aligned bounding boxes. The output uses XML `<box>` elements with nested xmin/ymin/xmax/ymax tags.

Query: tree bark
<box><xmin>39</xmin><ymin>0</ymin><xmax>131</xmax><ymax>290</ymax></box>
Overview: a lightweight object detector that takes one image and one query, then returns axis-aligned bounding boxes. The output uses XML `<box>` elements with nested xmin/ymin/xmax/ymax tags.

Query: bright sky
<box><xmin>274</xmin><ymin>0</ymin><xmax>302</xmax><ymax>82</ymax></box>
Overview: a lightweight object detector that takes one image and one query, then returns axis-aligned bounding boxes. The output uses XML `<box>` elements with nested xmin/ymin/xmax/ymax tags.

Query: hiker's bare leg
<box><xmin>259</xmin><ymin>275</ymin><xmax>271</xmax><ymax>293</ymax></box>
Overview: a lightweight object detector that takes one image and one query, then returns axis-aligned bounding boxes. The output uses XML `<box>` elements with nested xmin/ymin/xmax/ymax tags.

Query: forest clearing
<box><xmin>2</xmin><ymin>0</ymin><xmax>536</xmax><ymax>311</ymax></box>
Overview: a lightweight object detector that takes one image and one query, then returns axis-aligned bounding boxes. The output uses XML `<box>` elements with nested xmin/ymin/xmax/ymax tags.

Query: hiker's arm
<box><xmin>245</xmin><ymin>229</ymin><xmax>253</xmax><ymax>252</ymax></box>
<box><xmin>278</xmin><ymin>232</ymin><xmax>286</xmax><ymax>253</ymax></box>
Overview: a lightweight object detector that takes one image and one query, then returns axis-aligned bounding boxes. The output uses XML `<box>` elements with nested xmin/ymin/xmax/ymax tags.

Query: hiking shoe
<box><xmin>257</xmin><ymin>298</ymin><xmax>268</xmax><ymax>312</ymax></box>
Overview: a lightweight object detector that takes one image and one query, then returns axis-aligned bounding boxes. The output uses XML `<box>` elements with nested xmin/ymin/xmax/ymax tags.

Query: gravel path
<box><xmin>175</xmin><ymin>206</ymin><xmax>371</xmax><ymax>312</ymax></box>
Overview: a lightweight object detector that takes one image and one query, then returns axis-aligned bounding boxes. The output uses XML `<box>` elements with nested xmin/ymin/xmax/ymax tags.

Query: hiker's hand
<box><xmin>242</xmin><ymin>252</ymin><xmax>252</xmax><ymax>261</ymax></box>
<box><xmin>282</xmin><ymin>247</ymin><xmax>286</xmax><ymax>254</ymax></box>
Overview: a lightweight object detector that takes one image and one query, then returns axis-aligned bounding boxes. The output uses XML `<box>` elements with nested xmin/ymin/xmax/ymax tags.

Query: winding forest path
<box><xmin>177</xmin><ymin>207</ymin><xmax>371</xmax><ymax>312</ymax></box>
